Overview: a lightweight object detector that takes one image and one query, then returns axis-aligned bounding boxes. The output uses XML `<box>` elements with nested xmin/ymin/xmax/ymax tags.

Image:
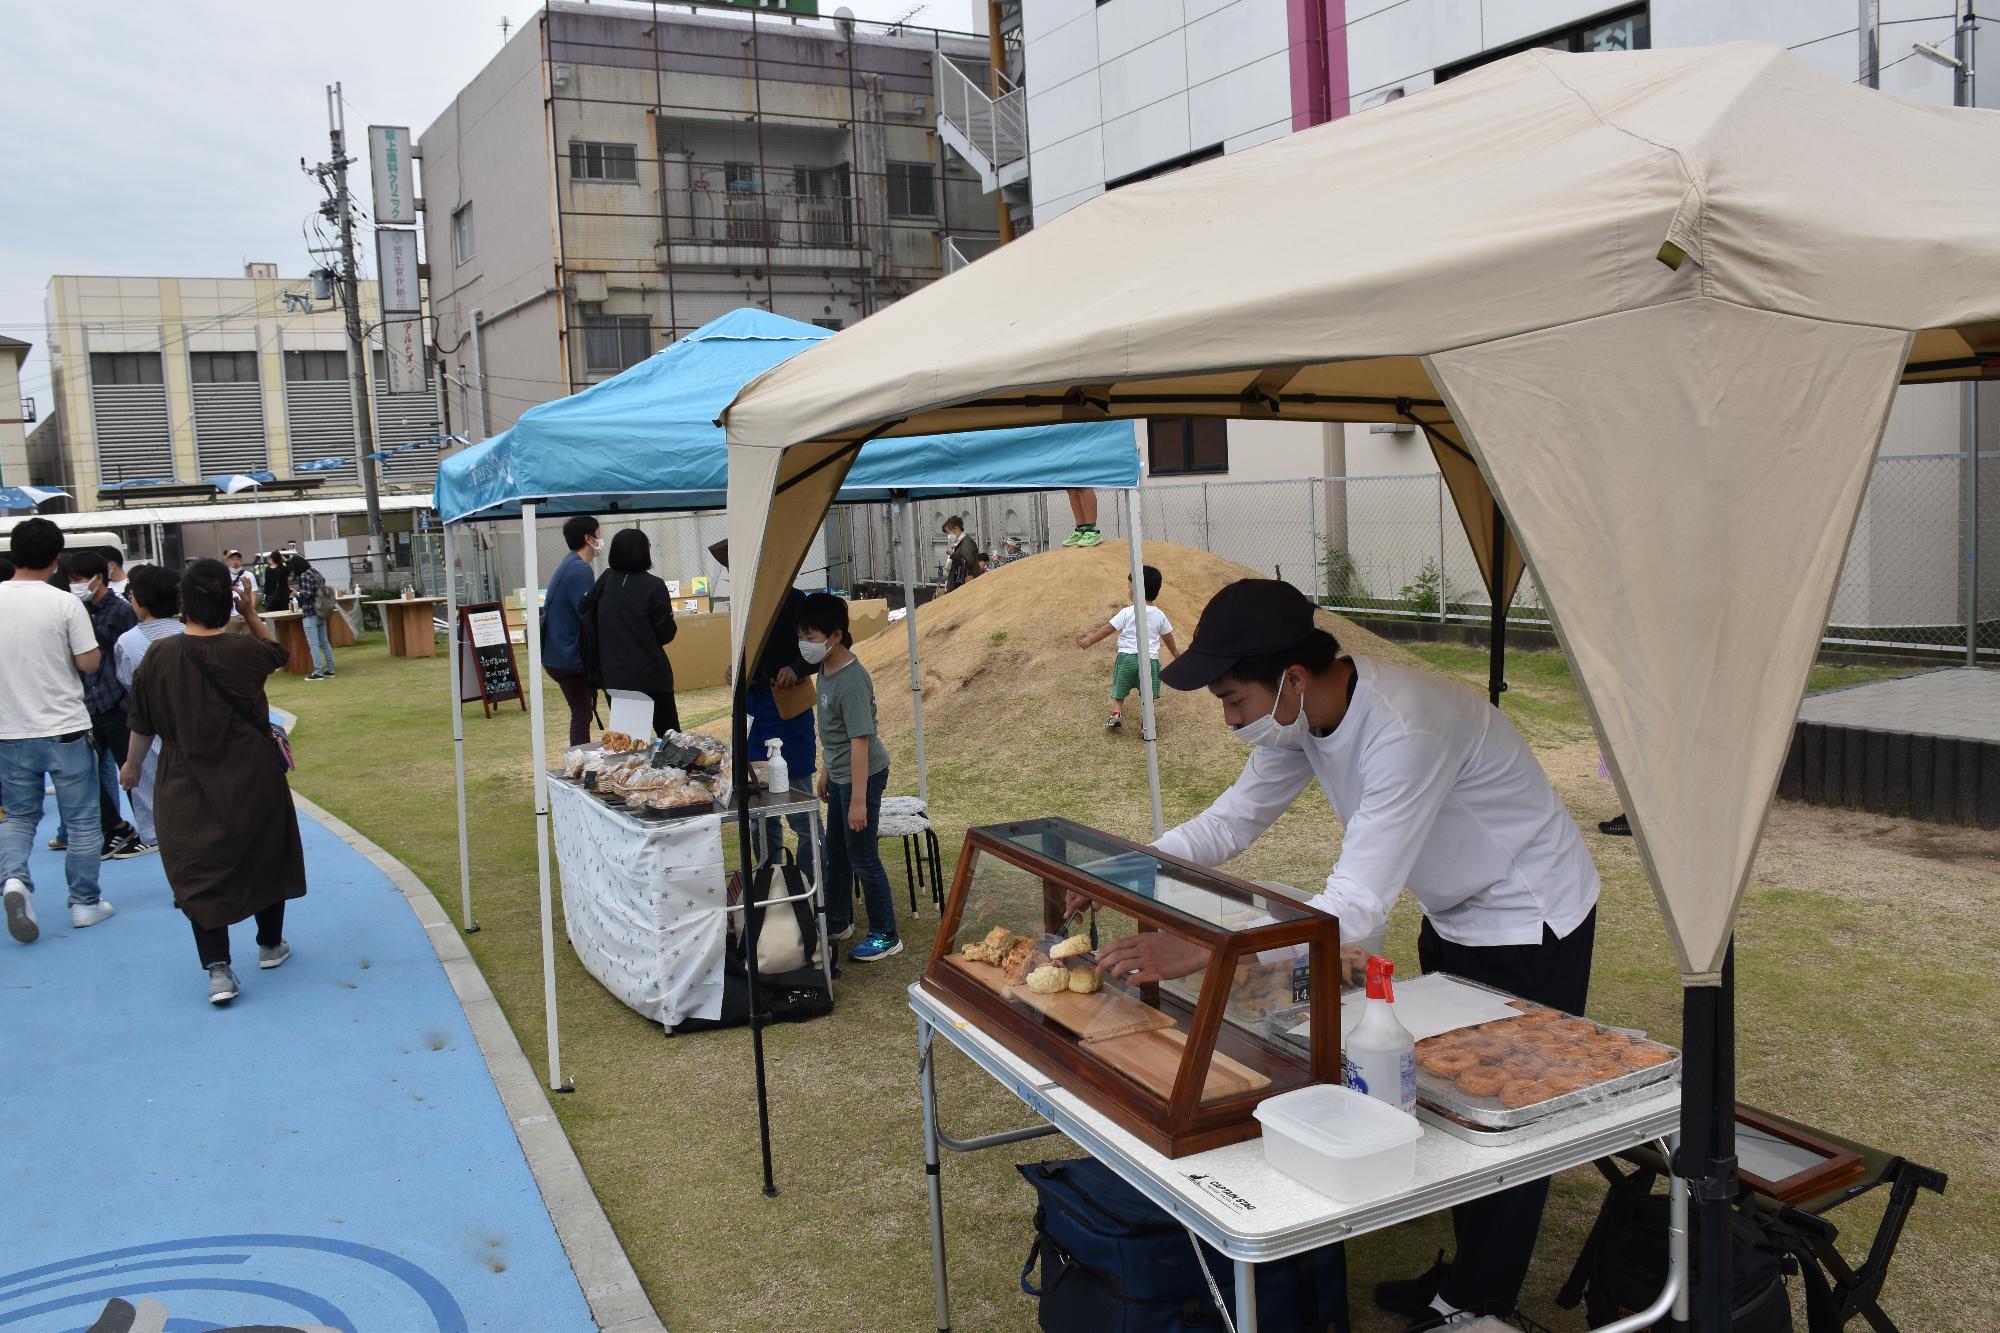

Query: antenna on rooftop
<box><xmin>500</xmin><ymin>14</ymin><xmax>512</xmax><ymax>42</ymax></box>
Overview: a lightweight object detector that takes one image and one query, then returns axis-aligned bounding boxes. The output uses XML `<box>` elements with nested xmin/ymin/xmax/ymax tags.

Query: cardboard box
<box><xmin>667</xmin><ymin>597</ymin><xmax>890</xmax><ymax>692</ymax></box>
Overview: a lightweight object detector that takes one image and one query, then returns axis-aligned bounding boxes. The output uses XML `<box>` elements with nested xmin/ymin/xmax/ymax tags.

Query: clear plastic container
<box><xmin>1253</xmin><ymin>1083</ymin><xmax>1422</xmax><ymax>1202</ymax></box>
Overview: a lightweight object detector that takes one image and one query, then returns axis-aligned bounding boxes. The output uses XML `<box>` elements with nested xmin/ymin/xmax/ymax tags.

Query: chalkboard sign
<box><xmin>458</xmin><ymin>602</ymin><xmax>525</xmax><ymax>717</ymax></box>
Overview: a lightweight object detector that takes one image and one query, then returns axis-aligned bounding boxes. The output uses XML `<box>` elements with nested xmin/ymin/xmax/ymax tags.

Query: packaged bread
<box><xmin>1027</xmin><ymin>965</ymin><xmax>1070</xmax><ymax>994</ymax></box>
<box><xmin>1049</xmin><ymin>934</ymin><xmax>1091</xmax><ymax>961</ymax></box>
<box><xmin>1067</xmin><ymin>965</ymin><xmax>1102</xmax><ymax>995</ymax></box>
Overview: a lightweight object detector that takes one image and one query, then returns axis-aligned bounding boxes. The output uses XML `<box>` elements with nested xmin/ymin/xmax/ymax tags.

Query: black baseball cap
<box><xmin>1160</xmin><ymin>579</ymin><xmax>1318</xmax><ymax>692</ymax></box>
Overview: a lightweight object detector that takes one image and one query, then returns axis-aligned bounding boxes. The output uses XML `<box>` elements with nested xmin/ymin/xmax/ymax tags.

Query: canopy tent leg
<box><xmin>735</xmin><ymin>665</ymin><xmax>780</xmax><ymax>1196</ymax></box>
<box><xmin>1126</xmin><ymin>490</ymin><xmax>1165</xmax><ymax>840</ymax></box>
<box><xmin>1677</xmin><ymin>941</ymin><xmax>1736</xmax><ymax>1331</ymax></box>
<box><xmin>896</xmin><ymin>495</ymin><xmax>932</xmax><ymax>808</ymax></box>
<box><xmin>444</xmin><ymin>524</ymin><xmax>476</xmax><ymax>932</ymax></box>
<box><xmin>521</xmin><ymin>503</ymin><xmax>570</xmax><ymax>1093</ymax></box>
<box><xmin>1488</xmin><ymin>500</ymin><xmax>1507</xmax><ymax>707</ymax></box>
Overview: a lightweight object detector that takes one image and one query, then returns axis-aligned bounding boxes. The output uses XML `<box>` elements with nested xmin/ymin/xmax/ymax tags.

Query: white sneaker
<box><xmin>3</xmin><ymin>879</ymin><xmax>36</xmax><ymax>944</ymax></box>
<box><xmin>70</xmin><ymin>900</ymin><xmax>115</xmax><ymax>929</ymax></box>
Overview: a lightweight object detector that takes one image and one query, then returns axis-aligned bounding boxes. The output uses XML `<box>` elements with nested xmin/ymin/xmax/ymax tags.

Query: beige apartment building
<box><xmin>0</xmin><ymin>335</ymin><xmax>32</xmax><ymax>489</ymax></box>
<box><xmin>41</xmin><ymin>268</ymin><xmax>443</xmax><ymax>504</ymax></box>
<box><xmin>419</xmin><ymin>2</ymin><xmax>1001</xmax><ymax>439</ymax></box>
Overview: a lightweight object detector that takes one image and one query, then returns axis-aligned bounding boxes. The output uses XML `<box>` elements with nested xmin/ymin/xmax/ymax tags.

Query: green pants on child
<box><xmin>1110</xmin><ymin>651</ymin><xmax>1162</xmax><ymax>703</ymax></box>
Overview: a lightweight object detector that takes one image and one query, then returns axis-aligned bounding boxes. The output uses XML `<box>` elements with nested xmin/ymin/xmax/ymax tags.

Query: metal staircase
<box><xmin>935</xmin><ymin>58</ymin><xmax>1029</xmax><ymax>192</ymax></box>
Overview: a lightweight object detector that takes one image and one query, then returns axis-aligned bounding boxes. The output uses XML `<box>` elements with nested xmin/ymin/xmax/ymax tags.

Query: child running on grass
<box><xmin>1077</xmin><ymin>564</ymin><xmax>1179</xmax><ymax>731</ymax></box>
<box><xmin>797</xmin><ymin>592</ymin><xmax>900</xmax><ymax>963</ymax></box>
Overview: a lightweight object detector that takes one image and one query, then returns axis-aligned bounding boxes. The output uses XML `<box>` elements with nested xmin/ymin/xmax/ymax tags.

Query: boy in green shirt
<box><xmin>797</xmin><ymin>593</ymin><xmax>900</xmax><ymax>962</ymax></box>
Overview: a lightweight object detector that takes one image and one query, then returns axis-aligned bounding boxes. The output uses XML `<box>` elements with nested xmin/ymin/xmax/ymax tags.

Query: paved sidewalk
<box><xmin>0</xmin><ymin>801</ymin><xmax>632</xmax><ymax>1332</ymax></box>
<box><xmin>1798</xmin><ymin>666</ymin><xmax>2000</xmax><ymax>742</ymax></box>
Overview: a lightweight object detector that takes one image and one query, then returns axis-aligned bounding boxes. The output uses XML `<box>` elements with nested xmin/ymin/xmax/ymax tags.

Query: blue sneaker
<box><xmin>848</xmin><ymin>932</ymin><xmax>903</xmax><ymax>964</ymax></box>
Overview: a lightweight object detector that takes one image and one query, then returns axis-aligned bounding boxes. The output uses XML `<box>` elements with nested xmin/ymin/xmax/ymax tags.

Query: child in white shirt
<box><xmin>1076</xmin><ymin>564</ymin><xmax>1178</xmax><ymax>730</ymax></box>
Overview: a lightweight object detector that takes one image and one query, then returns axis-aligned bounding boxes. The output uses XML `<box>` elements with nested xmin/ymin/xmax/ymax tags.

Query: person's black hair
<box><xmin>6</xmin><ymin>517</ymin><xmax>64</xmax><ymax>571</ymax></box>
<box><xmin>129</xmin><ymin>563</ymin><xmax>180</xmax><ymax>620</ymax></box>
<box><xmin>563</xmin><ymin>514</ymin><xmax>601</xmax><ymax>552</ymax></box>
<box><xmin>0</xmin><ymin>556</ymin><xmax>13</xmax><ymax>582</ymax></box>
<box><xmin>942</xmin><ymin>515</ymin><xmax>964</xmax><ymax>533</ymax></box>
<box><xmin>101</xmin><ymin>547</ymin><xmax>125</xmax><ymax>569</ymax></box>
<box><xmin>797</xmin><ymin>591</ymin><xmax>853</xmax><ymax>647</ymax></box>
<box><xmin>1142</xmin><ymin>564</ymin><xmax>1162</xmax><ymax>602</ymax></box>
<box><xmin>181</xmin><ymin>558</ymin><xmax>235</xmax><ymax>629</ymax></box>
<box><xmin>1214</xmin><ymin>628</ymin><xmax>1344</xmax><ymax>690</ymax></box>
<box><xmin>607</xmin><ymin>528</ymin><xmax>651</xmax><ymax>573</ymax></box>
<box><xmin>62</xmin><ymin>549</ymin><xmax>109</xmax><ymax>583</ymax></box>
<box><xmin>288</xmin><ymin>553</ymin><xmax>313</xmax><ymax>576</ymax></box>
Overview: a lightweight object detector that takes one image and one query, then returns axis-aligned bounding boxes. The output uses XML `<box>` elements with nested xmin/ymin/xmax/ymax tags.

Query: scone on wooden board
<box><xmin>1027</xmin><ymin>964</ymin><xmax>1070</xmax><ymax>994</ymax></box>
<box><xmin>1049</xmin><ymin>935</ymin><xmax>1091</xmax><ymax>961</ymax></box>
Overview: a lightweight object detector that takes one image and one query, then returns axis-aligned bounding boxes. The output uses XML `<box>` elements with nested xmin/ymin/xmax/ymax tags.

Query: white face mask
<box><xmin>71</xmin><ymin>582</ymin><xmax>94</xmax><ymax>601</ymax></box>
<box><xmin>797</xmin><ymin>638</ymin><xmax>830</xmax><ymax>665</ymax></box>
<box><xmin>1231</xmin><ymin>673</ymin><xmax>1309</xmax><ymax>750</ymax></box>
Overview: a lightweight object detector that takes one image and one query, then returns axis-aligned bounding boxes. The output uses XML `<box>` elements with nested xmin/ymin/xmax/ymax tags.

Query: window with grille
<box><xmin>89</xmin><ymin>353</ymin><xmax>164</xmax><ymax>386</ymax></box>
<box><xmin>812</xmin><ymin>318</ymin><xmax>843</xmax><ymax>331</ymax></box>
<box><xmin>190</xmin><ymin>351</ymin><xmax>258</xmax><ymax>384</ymax></box>
<box><xmin>1147</xmin><ymin>418</ymin><xmax>1229</xmax><ymax>476</ymax></box>
<box><xmin>579</xmin><ymin>305</ymin><xmax>653</xmax><ymax>373</ymax></box>
<box><xmin>1438</xmin><ymin>5</ymin><xmax>1648</xmax><ymax>81</ymax></box>
<box><xmin>453</xmin><ymin>203</ymin><xmax>476</xmax><ymax>264</ymax></box>
<box><xmin>887</xmin><ymin>161</ymin><xmax>937</xmax><ymax>218</ymax></box>
<box><xmin>569</xmin><ymin>141</ymin><xmax>637</xmax><ymax>182</ymax></box>
<box><xmin>285</xmin><ymin>350</ymin><xmax>348</xmax><ymax>382</ymax></box>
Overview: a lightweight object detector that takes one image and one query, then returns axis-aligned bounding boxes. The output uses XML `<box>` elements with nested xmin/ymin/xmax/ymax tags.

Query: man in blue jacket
<box><xmin>542</xmin><ymin>515</ymin><xmax>601</xmax><ymax>746</ymax></box>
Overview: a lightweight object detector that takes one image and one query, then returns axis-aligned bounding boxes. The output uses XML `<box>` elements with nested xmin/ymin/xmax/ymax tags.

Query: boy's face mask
<box><xmin>798</xmin><ymin>638</ymin><xmax>830</xmax><ymax>665</ymax></box>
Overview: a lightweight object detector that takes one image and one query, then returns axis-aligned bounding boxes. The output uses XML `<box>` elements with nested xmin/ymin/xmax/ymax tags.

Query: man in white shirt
<box><xmin>0</xmin><ymin>518</ymin><xmax>116</xmax><ymax>943</ymax></box>
<box><xmin>1094</xmin><ymin>578</ymin><xmax>1599</xmax><ymax>1327</ymax></box>
<box><xmin>223</xmin><ymin>550</ymin><xmax>255</xmax><ymax>632</ymax></box>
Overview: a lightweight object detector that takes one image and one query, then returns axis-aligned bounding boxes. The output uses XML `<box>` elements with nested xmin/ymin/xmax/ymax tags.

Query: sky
<box><xmin>0</xmin><ymin>0</ymin><xmax>970</xmax><ymax>422</ymax></box>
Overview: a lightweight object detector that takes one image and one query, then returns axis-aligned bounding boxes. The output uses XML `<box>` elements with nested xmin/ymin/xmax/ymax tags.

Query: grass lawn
<box><xmin>278</xmin><ymin>634</ymin><xmax>1998</xmax><ymax>1331</ymax></box>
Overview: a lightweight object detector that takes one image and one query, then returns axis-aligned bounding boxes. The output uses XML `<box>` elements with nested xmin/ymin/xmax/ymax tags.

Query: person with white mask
<box><xmin>1085</xmin><ymin>578</ymin><xmax>1600</xmax><ymax>1329</ymax></box>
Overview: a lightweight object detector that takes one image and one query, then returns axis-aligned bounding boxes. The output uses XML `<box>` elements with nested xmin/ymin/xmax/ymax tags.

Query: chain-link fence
<box><xmin>409</xmin><ymin>449</ymin><xmax>1997</xmax><ymax>661</ymax></box>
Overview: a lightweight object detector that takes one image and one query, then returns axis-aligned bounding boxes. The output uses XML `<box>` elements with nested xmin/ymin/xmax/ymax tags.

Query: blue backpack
<box><xmin>1017</xmin><ymin>1157</ymin><xmax>1350</xmax><ymax>1332</ymax></box>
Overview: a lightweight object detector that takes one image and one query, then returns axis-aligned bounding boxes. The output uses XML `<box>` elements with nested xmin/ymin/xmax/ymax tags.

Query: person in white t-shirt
<box><xmin>0</xmin><ymin>518</ymin><xmax>115</xmax><ymax>944</ymax></box>
<box><xmin>223</xmin><ymin>550</ymin><xmax>255</xmax><ymax>632</ymax></box>
<box><xmin>1081</xmin><ymin>578</ymin><xmax>1600</xmax><ymax>1326</ymax></box>
<box><xmin>1076</xmin><ymin>563</ymin><xmax>1177</xmax><ymax>731</ymax></box>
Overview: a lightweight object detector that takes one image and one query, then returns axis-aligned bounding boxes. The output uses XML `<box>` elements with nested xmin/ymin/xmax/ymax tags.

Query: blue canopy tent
<box><xmin>431</xmin><ymin>310</ymin><xmax>1148</xmax><ymax>1151</ymax></box>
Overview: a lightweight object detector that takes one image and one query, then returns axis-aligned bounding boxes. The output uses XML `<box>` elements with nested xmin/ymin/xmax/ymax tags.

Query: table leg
<box><xmin>810</xmin><ymin>810</ymin><xmax>832</xmax><ymax>991</ymax></box>
<box><xmin>1234</xmin><ymin>1258</ymin><xmax>1257</xmax><ymax>1332</ymax></box>
<box><xmin>918</xmin><ymin>1017</ymin><xmax>953</xmax><ymax>1333</ymax></box>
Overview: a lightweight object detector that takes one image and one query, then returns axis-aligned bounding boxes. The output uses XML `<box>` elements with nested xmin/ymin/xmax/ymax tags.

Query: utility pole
<box><xmin>313</xmin><ymin>82</ymin><xmax>388</xmax><ymax>583</ymax></box>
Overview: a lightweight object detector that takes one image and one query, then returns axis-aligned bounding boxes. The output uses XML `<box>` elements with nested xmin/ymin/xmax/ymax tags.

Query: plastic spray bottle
<box><xmin>763</xmin><ymin>737</ymin><xmax>789</xmax><ymax>796</ymax></box>
<box><xmin>1342</xmin><ymin>956</ymin><xmax>1417</xmax><ymax>1114</ymax></box>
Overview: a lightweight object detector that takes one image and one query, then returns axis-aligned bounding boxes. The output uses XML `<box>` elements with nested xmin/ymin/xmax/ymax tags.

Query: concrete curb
<box><xmin>294</xmin><ymin>793</ymin><xmax>667</xmax><ymax>1333</ymax></box>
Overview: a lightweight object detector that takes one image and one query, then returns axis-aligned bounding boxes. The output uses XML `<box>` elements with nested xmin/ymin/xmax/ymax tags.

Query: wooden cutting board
<box><xmin>943</xmin><ymin>954</ymin><xmax>1175</xmax><ymax>1042</ymax></box>
<box><xmin>1089</xmin><ymin>1027</ymin><xmax>1272</xmax><ymax>1102</ymax></box>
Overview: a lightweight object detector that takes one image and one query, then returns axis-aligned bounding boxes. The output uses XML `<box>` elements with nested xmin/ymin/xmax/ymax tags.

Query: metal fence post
<box><xmin>1969</xmin><ymin>387</ymin><xmax>1982</xmax><ymax>666</ymax></box>
<box><xmin>1201</xmin><ymin>482</ymin><xmax>1211</xmax><ymax>552</ymax></box>
<box><xmin>1307</xmin><ymin>479</ymin><xmax>1321</xmax><ymax>600</ymax></box>
<box><xmin>1437</xmin><ymin>474</ymin><xmax>1449</xmax><ymax>624</ymax></box>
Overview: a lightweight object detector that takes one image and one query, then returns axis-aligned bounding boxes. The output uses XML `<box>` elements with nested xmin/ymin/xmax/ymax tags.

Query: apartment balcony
<box><xmin>657</xmin><ymin>185</ymin><xmax>864</xmax><ymax>271</ymax></box>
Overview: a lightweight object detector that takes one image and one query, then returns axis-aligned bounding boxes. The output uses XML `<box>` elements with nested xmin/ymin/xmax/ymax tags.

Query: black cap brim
<box><xmin>1160</xmin><ymin>647</ymin><xmax>1236</xmax><ymax>692</ymax></box>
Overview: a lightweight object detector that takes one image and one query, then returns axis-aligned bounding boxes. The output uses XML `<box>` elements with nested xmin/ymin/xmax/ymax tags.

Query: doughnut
<box><xmin>1542</xmin><ymin>1072</ymin><xmax>1594</xmax><ymax>1096</ymax></box>
<box><xmin>1463</xmin><ymin>1035</ymin><xmax>1516</xmax><ymax>1059</ymax></box>
<box><xmin>1620</xmin><ymin>1044</ymin><xmax>1674</xmax><ymax>1070</ymax></box>
<box><xmin>1500</xmin><ymin>1053</ymin><xmax>1551</xmax><ymax>1078</ymax></box>
<box><xmin>1543</xmin><ymin>1042</ymin><xmax>1597</xmax><ymax>1065</ymax></box>
<box><xmin>1455</xmin><ymin>1066</ymin><xmax>1510</xmax><ymax>1098</ymax></box>
<box><xmin>1478</xmin><ymin>1019</ymin><xmax>1526</xmax><ymax>1035</ymax></box>
<box><xmin>1582</xmin><ymin>1058</ymin><xmax>1628</xmax><ymax>1083</ymax></box>
<box><xmin>1552</xmin><ymin>1019</ymin><xmax>1602</xmax><ymax>1040</ymax></box>
<box><xmin>1498</xmin><ymin>1079</ymin><xmax>1551</xmax><ymax>1108</ymax></box>
<box><xmin>1421</xmin><ymin>1050</ymin><xmax>1480</xmax><ymax>1077</ymax></box>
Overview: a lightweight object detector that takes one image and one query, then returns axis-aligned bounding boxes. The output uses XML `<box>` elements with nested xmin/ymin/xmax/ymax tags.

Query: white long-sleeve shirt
<box><xmin>1154</xmin><ymin>655</ymin><xmax>1598</xmax><ymax>947</ymax></box>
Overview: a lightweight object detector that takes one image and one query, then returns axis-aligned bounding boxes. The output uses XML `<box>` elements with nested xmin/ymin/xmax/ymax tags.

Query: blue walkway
<box><xmin>0</xmin><ymin>807</ymin><xmax>597</xmax><ymax>1333</ymax></box>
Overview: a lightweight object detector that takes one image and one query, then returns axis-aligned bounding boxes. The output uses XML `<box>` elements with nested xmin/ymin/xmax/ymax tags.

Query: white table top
<box><xmin>912</xmin><ymin>982</ymin><xmax>1680</xmax><ymax>1263</ymax></box>
<box><xmin>546</xmin><ymin>772</ymin><xmax>820</xmax><ymax>832</ymax></box>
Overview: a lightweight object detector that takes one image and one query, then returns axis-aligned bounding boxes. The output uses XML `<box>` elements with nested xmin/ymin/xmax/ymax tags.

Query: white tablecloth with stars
<box><xmin>547</xmin><ymin>777</ymin><xmax>727</xmax><ymax>1028</ymax></box>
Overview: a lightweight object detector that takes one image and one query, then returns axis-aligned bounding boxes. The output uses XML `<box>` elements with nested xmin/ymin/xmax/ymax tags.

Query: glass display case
<box><xmin>923</xmin><ymin>818</ymin><xmax>1341</xmax><ymax>1157</ymax></box>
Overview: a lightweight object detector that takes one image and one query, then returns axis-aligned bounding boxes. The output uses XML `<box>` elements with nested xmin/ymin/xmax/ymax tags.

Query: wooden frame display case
<box><xmin>922</xmin><ymin>818</ymin><xmax>1341</xmax><ymax>1157</ymax></box>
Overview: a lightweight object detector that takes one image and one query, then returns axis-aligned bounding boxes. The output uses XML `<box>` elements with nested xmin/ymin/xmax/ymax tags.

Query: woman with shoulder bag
<box><xmin>290</xmin><ymin>554</ymin><xmax>337</xmax><ymax>680</ymax></box>
<box><xmin>122</xmin><ymin>559</ymin><xmax>307</xmax><ymax>1006</ymax></box>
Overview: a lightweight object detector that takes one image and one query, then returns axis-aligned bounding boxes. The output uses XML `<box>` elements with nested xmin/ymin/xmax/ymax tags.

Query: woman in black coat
<box><xmin>586</xmin><ymin>528</ymin><xmax>680</xmax><ymax>735</ymax></box>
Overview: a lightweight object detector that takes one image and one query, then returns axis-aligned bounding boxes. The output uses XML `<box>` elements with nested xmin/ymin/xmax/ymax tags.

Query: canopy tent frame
<box><xmin>719</xmin><ymin>42</ymin><xmax>2000</xmax><ymax>1327</ymax></box>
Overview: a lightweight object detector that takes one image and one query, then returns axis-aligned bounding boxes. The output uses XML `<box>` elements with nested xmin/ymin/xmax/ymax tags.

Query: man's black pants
<box><xmin>1417</xmin><ymin>908</ymin><xmax>1597</xmax><ymax>1316</ymax></box>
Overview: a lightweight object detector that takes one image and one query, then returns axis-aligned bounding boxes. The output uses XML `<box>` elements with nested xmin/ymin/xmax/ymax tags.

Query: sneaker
<box><xmin>111</xmin><ymin>839</ymin><xmax>157</xmax><ymax>860</ymax></box>
<box><xmin>1374</xmin><ymin>1250</ymin><xmax>1450</xmax><ymax>1317</ymax></box>
<box><xmin>323</xmin><ymin>669</ymin><xmax>337</xmax><ymax>678</ymax></box>
<box><xmin>1074</xmin><ymin>527</ymin><xmax>1103</xmax><ymax>548</ymax></box>
<box><xmin>849</xmin><ymin>932</ymin><xmax>903</xmax><ymax>963</ymax></box>
<box><xmin>102</xmin><ymin>831</ymin><xmax>141</xmax><ymax>860</ymax></box>
<box><xmin>1598</xmin><ymin>813</ymin><xmax>1632</xmax><ymax>837</ymax></box>
<box><xmin>826</xmin><ymin>923</ymin><xmax>856</xmax><ymax>943</ymax></box>
<box><xmin>1105</xmin><ymin>713</ymin><xmax>1122</xmax><ymax>730</ymax></box>
<box><xmin>70</xmin><ymin>900</ymin><xmax>115</xmax><ymax>929</ymax></box>
<box><xmin>47</xmin><ymin>835</ymin><xmax>66</xmax><ymax>852</ymax></box>
<box><xmin>305</xmin><ymin>671</ymin><xmax>324</xmax><ymax>681</ymax></box>
<box><xmin>208</xmin><ymin>963</ymin><xmax>240</xmax><ymax>1005</ymax></box>
<box><xmin>1060</xmin><ymin>528</ymin><xmax>1085</xmax><ymax>548</ymax></box>
<box><xmin>3</xmin><ymin>879</ymin><xmax>36</xmax><ymax>944</ymax></box>
<box><xmin>258</xmin><ymin>940</ymin><xmax>292</xmax><ymax>970</ymax></box>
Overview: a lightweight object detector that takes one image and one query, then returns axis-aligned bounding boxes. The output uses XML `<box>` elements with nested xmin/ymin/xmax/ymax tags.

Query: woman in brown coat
<box><xmin>122</xmin><ymin>558</ymin><xmax>306</xmax><ymax>1005</ymax></box>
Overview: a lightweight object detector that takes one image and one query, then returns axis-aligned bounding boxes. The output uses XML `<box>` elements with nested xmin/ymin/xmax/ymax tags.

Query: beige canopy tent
<box><xmin>721</xmin><ymin>41</ymin><xmax>2000</xmax><ymax>1326</ymax></box>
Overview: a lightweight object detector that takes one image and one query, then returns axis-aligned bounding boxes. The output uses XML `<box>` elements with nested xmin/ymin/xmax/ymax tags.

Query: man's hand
<box><xmin>1095</xmin><ymin>931</ymin><xmax>1207</xmax><ymax>986</ymax></box>
<box><xmin>118</xmin><ymin>759</ymin><xmax>143</xmax><ymax>791</ymax></box>
<box><xmin>724</xmin><ymin>664</ymin><xmax>734</xmax><ymax>686</ymax></box>
<box><xmin>815</xmin><ymin>770</ymin><xmax>829</xmax><ymax>801</ymax></box>
<box><xmin>774</xmin><ymin>666</ymin><xmax>799</xmax><ymax>688</ymax></box>
<box><xmin>847</xmin><ymin>797</ymin><xmax>867</xmax><ymax>833</ymax></box>
<box><xmin>1338</xmin><ymin>946</ymin><xmax>1372</xmax><ymax>988</ymax></box>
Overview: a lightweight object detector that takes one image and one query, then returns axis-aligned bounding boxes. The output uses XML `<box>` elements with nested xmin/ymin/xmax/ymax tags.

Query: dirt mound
<box><xmin>846</xmin><ymin>540</ymin><xmax>1438</xmax><ymax>859</ymax></box>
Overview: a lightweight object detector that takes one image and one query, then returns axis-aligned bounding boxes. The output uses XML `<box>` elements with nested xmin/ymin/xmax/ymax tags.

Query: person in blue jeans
<box><xmin>796</xmin><ymin>593</ymin><xmax>898</xmax><ymax>962</ymax></box>
<box><xmin>290</xmin><ymin>554</ymin><xmax>337</xmax><ymax>680</ymax></box>
<box><xmin>0</xmin><ymin>518</ymin><xmax>111</xmax><ymax>943</ymax></box>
